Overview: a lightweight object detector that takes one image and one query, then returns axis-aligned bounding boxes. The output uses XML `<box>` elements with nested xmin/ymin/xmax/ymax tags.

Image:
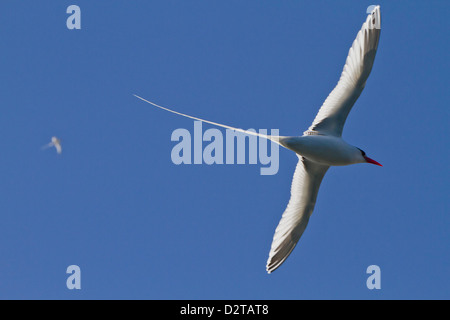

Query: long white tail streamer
<box><xmin>133</xmin><ymin>94</ymin><xmax>283</xmax><ymax>145</ymax></box>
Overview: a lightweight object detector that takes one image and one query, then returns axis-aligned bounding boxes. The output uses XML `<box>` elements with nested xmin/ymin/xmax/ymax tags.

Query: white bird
<box><xmin>134</xmin><ymin>6</ymin><xmax>382</xmax><ymax>273</ymax></box>
<box><xmin>42</xmin><ymin>136</ymin><xmax>62</xmax><ymax>154</ymax></box>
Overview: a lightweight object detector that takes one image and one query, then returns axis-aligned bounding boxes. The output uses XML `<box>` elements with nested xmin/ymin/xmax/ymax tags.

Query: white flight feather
<box><xmin>305</xmin><ymin>5</ymin><xmax>381</xmax><ymax>137</ymax></box>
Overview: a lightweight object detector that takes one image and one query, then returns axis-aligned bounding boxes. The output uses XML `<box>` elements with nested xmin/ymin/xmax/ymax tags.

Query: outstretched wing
<box><xmin>266</xmin><ymin>156</ymin><xmax>329</xmax><ymax>273</ymax></box>
<box><xmin>54</xmin><ymin>143</ymin><xmax>62</xmax><ymax>154</ymax></box>
<box><xmin>41</xmin><ymin>142</ymin><xmax>54</xmax><ymax>150</ymax></box>
<box><xmin>305</xmin><ymin>6</ymin><xmax>381</xmax><ymax>137</ymax></box>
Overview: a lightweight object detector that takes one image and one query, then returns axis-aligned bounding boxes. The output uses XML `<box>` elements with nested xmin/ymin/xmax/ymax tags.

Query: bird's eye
<box><xmin>357</xmin><ymin>148</ymin><xmax>366</xmax><ymax>156</ymax></box>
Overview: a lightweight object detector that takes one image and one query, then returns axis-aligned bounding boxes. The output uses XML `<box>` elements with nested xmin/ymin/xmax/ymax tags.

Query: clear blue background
<box><xmin>0</xmin><ymin>1</ymin><xmax>448</xmax><ymax>299</ymax></box>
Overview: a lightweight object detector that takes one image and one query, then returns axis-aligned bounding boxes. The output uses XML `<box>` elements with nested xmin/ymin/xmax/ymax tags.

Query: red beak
<box><xmin>364</xmin><ymin>156</ymin><xmax>382</xmax><ymax>167</ymax></box>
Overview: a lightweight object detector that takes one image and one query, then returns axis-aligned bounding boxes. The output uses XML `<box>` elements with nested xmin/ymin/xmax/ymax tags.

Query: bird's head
<box><xmin>357</xmin><ymin>148</ymin><xmax>382</xmax><ymax>166</ymax></box>
<box><xmin>51</xmin><ymin>136</ymin><xmax>61</xmax><ymax>144</ymax></box>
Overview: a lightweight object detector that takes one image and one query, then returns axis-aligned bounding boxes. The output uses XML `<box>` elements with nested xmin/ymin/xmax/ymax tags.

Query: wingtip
<box><xmin>365</xmin><ymin>5</ymin><xmax>381</xmax><ymax>31</ymax></box>
<box><xmin>366</xmin><ymin>5</ymin><xmax>380</xmax><ymax>15</ymax></box>
<box><xmin>266</xmin><ymin>260</ymin><xmax>281</xmax><ymax>274</ymax></box>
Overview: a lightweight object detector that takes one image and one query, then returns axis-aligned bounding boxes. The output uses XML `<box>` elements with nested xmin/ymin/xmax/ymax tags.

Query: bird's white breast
<box><xmin>279</xmin><ymin>135</ymin><xmax>362</xmax><ymax>166</ymax></box>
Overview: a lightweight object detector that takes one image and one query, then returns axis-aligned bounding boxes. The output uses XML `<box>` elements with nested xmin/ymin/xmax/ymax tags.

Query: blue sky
<box><xmin>0</xmin><ymin>1</ymin><xmax>448</xmax><ymax>299</ymax></box>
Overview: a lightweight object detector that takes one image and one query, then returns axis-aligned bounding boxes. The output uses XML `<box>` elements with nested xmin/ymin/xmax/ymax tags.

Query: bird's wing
<box><xmin>266</xmin><ymin>156</ymin><xmax>329</xmax><ymax>273</ymax></box>
<box><xmin>41</xmin><ymin>142</ymin><xmax>54</xmax><ymax>150</ymax></box>
<box><xmin>54</xmin><ymin>143</ymin><xmax>62</xmax><ymax>154</ymax></box>
<box><xmin>304</xmin><ymin>6</ymin><xmax>381</xmax><ymax>137</ymax></box>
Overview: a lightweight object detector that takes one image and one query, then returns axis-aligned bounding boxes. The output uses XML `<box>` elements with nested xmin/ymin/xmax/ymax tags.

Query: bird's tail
<box><xmin>133</xmin><ymin>94</ymin><xmax>286</xmax><ymax>145</ymax></box>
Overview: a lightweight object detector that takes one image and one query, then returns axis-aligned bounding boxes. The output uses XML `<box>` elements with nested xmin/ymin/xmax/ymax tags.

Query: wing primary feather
<box><xmin>305</xmin><ymin>6</ymin><xmax>381</xmax><ymax>137</ymax></box>
<box><xmin>266</xmin><ymin>157</ymin><xmax>329</xmax><ymax>273</ymax></box>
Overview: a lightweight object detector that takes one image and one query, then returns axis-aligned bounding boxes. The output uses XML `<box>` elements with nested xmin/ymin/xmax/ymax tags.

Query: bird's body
<box><xmin>135</xmin><ymin>6</ymin><xmax>382</xmax><ymax>273</ymax></box>
<box><xmin>279</xmin><ymin>135</ymin><xmax>365</xmax><ymax>166</ymax></box>
<box><xmin>42</xmin><ymin>136</ymin><xmax>62</xmax><ymax>154</ymax></box>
